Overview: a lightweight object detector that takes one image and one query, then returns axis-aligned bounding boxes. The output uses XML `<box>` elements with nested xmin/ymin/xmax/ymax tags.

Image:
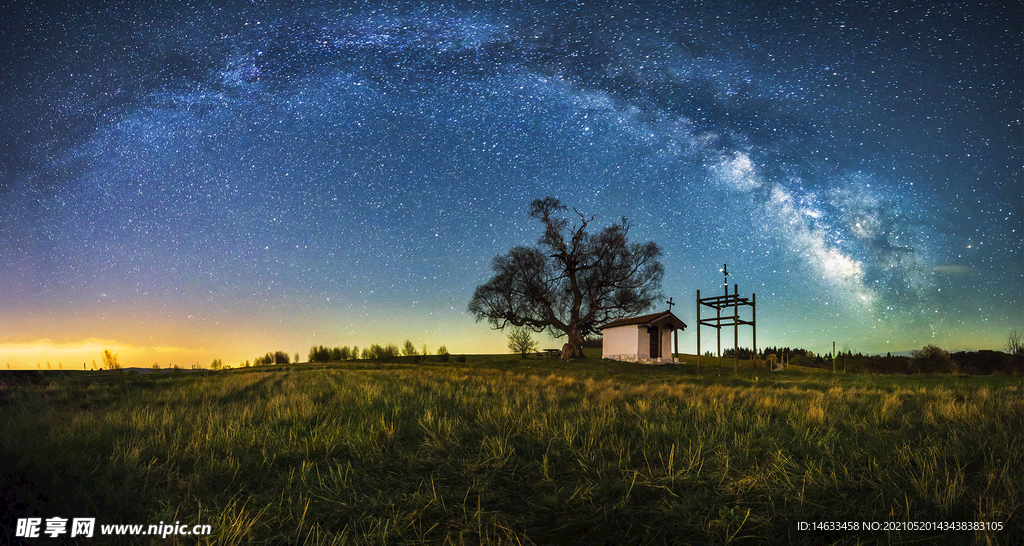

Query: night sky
<box><xmin>1</xmin><ymin>0</ymin><xmax>1020</xmax><ymax>368</ymax></box>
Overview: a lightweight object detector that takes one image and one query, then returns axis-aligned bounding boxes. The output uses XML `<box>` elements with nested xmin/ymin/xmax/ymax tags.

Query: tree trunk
<box><xmin>561</xmin><ymin>328</ymin><xmax>585</xmax><ymax>360</ymax></box>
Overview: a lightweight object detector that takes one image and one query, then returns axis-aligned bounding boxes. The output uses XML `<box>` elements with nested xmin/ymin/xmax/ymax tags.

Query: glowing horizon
<box><xmin>1</xmin><ymin>311</ymin><xmax>1012</xmax><ymax>370</ymax></box>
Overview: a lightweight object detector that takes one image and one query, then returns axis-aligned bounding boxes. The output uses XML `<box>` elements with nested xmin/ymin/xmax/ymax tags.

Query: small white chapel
<box><xmin>599</xmin><ymin>310</ymin><xmax>687</xmax><ymax>363</ymax></box>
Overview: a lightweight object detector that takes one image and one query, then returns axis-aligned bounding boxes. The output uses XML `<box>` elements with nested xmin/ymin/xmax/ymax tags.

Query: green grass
<box><xmin>2</xmin><ymin>355</ymin><xmax>1021</xmax><ymax>544</ymax></box>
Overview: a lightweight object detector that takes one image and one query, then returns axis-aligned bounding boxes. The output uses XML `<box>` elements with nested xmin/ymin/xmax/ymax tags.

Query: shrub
<box><xmin>910</xmin><ymin>345</ymin><xmax>953</xmax><ymax>374</ymax></box>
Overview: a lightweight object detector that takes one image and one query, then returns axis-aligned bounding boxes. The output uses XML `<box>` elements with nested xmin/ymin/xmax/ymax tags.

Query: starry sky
<box><xmin>1</xmin><ymin>0</ymin><xmax>1021</xmax><ymax>368</ymax></box>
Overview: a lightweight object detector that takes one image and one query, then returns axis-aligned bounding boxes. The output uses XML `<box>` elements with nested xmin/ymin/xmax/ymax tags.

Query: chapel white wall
<box><xmin>603</xmin><ymin>326</ymin><xmax>639</xmax><ymax>360</ymax></box>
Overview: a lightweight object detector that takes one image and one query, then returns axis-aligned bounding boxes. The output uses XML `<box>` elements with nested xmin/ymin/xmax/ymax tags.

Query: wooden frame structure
<box><xmin>696</xmin><ymin>265</ymin><xmax>756</xmax><ymax>375</ymax></box>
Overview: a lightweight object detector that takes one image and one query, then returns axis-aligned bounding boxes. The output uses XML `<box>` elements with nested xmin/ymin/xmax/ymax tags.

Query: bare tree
<box><xmin>1008</xmin><ymin>329</ymin><xmax>1024</xmax><ymax>377</ymax></box>
<box><xmin>101</xmin><ymin>349</ymin><xmax>122</xmax><ymax>370</ymax></box>
<box><xmin>469</xmin><ymin>197</ymin><xmax>663</xmax><ymax>359</ymax></box>
<box><xmin>507</xmin><ymin>326</ymin><xmax>539</xmax><ymax>358</ymax></box>
<box><xmin>1006</xmin><ymin>329</ymin><xmax>1024</xmax><ymax>357</ymax></box>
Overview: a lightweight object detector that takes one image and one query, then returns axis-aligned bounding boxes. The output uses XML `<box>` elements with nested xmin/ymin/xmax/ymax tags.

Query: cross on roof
<box><xmin>667</xmin><ymin>297</ymin><xmax>675</xmax><ymax>312</ymax></box>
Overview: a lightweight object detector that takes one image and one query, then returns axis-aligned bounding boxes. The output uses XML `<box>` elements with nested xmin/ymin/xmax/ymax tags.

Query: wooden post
<box><xmin>752</xmin><ymin>292</ymin><xmax>757</xmax><ymax>369</ymax></box>
<box><xmin>717</xmin><ymin>304</ymin><xmax>722</xmax><ymax>377</ymax></box>
<box><xmin>720</xmin><ymin>267</ymin><xmax>726</xmax><ymax>378</ymax></box>
<box><xmin>696</xmin><ymin>290</ymin><xmax>701</xmax><ymax>374</ymax></box>
<box><xmin>733</xmin><ymin>284</ymin><xmax>739</xmax><ymax>374</ymax></box>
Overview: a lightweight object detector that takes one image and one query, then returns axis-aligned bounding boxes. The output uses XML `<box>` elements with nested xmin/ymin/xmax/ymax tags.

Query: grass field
<box><xmin>2</xmin><ymin>354</ymin><xmax>1021</xmax><ymax>544</ymax></box>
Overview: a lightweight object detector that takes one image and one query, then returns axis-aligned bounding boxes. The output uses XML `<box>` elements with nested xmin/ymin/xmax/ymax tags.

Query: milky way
<box><xmin>1</xmin><ymin>0</ymin><xmax>1020</xmax><ymax>366</ymax></box>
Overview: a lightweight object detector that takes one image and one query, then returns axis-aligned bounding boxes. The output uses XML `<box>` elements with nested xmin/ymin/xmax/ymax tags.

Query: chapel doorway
<box><xmin>649</xmin><ymin>326</ymin><xmax>660</xmax><ymax>358</ymax></box>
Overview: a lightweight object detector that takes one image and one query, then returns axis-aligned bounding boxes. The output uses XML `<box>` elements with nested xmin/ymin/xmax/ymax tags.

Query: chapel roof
<box><xmin>599</xmin><ymin>310</ymin><xmax>687</xmax><ymax>331</ymax></box>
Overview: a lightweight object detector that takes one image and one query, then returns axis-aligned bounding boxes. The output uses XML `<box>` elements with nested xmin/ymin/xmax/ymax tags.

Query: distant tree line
<box><xmin>307</xmin><ymin>341</ymin><xmax>453</xmax><ymax>363</ymax></box>
<box><xmin>253</xmin><ymin>351</ymin><xmax>291</xmax><ymax>366</ymax></box>
<box><xmin>824</xmin><ymin>346</ymin><xmax>1020</xmax><ymax>375</ymax></box>
<box><xmin>722</xmin><ymin>346</ymin><xmax>812</xmax><ymax>361</ymax></box>
<box><xmin>309</xmin><ymin>345</ymin><xmax>353</xmax><ymax>362</ymax></box>
<box><xmin>720</xmin><ymin>344</ymin><xmax>1022</xmax><ymax>375</ymax></box>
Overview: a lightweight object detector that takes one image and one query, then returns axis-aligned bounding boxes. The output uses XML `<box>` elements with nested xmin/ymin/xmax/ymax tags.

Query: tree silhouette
<box><xmin>402</xmin><ymin>340</ymin><xmax>418</xmax><ymax>357</ymax></box>
<box><xmin>910</xmin><ymin>345</ymin><xmax>952</xmax><ymax>374</ymax></box>
<box><xmin>469</xmin><ymin>197</ymin><xmax>663</xmax><ymax>359</ymax></box>
<box><xmin>1006</xmin><ymin>329</ymin><xmax>1023</xmax><ymax>357</ymax></box>
<box><xmin>507</xmin><ymin>326</ymin><xmax>539</xmax><ymax>358</ymax></box>
<box><xmin>101</xmin><ymin>349</ymin><xmax>122</xmax><ymax>370</ymax></box>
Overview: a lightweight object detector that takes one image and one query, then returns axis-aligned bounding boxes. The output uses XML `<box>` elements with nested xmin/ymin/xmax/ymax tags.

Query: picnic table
<box><xmin>543</xmin><ymin>349</ymin><xmax>561</xmax><ymax>359</ymax></box>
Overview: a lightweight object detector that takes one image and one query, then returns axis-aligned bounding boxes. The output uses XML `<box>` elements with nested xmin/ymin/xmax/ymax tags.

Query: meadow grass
<box><xmin>1</xmin><ymin>356</ymin><xmax>1021</xmax><ymax>544</ymax></box>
